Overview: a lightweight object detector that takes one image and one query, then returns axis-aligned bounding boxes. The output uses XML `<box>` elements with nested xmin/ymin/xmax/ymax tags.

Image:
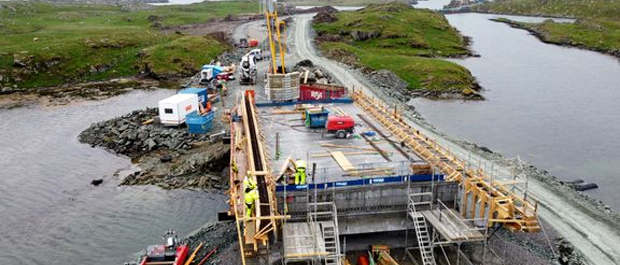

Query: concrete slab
<box><xmin>259</xmin><ymin>103</ymin><xmax>420</xmax><ymax>183</ymax></box>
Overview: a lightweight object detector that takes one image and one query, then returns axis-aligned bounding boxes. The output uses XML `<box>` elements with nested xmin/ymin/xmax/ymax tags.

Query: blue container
<box><xmin>179</xmin><ymin>87</ymin><xmax>208</xmax><ymax>108</ymax></box>
<box><xmin>186</xmin><ymin>111</ymin><xmax>215</xmax><ymax>134</ymax></box>
<box><xmin>305</xmin><ymin>109</ymin><xmax>330</xmax><ymax>128</ymax></box>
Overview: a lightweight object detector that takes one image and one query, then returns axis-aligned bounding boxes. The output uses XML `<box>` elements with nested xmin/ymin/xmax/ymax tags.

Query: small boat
<box><xmin>136</xmin><ymin>228</ymin><xmax>189</xmax><ymax>265</ymax></box>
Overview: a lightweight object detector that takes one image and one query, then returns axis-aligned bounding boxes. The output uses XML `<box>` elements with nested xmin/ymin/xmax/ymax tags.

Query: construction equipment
<box><xmin>239</xmin><ymin>38</ymin><xmax>249</xmax><ymax>48</ymax></box>
<box><xmin>132</xmin><ymin>229</ymin><xmax>189</xmax><ymax>265</ymax></box>
<box><xmin>238</xmin><ymin>55</ymin><xmax>257</xmax><ymax>85</ymax></box>
<box><xmin>262</xmin><ymin>0</ymin><xmax>301</xmax><ymax>102</ymax></box>
<box><xmin>326</xmin><ymin>115</ymin><xmax>355</xmax><ymax>139</ymax></box>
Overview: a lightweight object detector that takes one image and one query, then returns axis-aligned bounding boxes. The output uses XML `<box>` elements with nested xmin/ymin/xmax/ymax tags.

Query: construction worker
<box><xmin>294</xmin><ymin>159</ymin><xmax>307</xmax><ymax>185</ymax></box>
<box><xmin>243</xmin><ymin>175</ymin><xmax>256</xmax><ymax>191</ymax></box>
<box><xmin>245</xmin><ymin>188</ymin><xmax>258</xmax><ymax>217</ymax></box>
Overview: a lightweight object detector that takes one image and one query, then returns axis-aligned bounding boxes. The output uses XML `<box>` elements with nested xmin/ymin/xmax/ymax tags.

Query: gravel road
<box><xmin>290</xmin><ymin>14</ymin><xmax>620</xmax><ymax>265</ymax></box>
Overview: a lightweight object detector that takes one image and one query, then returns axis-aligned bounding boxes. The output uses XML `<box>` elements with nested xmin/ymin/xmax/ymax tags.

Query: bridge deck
<box><xmin>260</xmin><ymin>103</ymin><xmax>421</xmax><ymax>184</ymax></box>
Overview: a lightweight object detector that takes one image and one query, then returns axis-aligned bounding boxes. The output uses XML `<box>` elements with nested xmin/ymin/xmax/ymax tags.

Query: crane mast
<box><xmin>263</xmin><ymin>0</ymin><xmax>286</xmax><ymax>73</ymax></box>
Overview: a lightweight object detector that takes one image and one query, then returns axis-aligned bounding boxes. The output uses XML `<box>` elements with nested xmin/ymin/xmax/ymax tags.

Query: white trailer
<box><xmin>158</xmin><ymin>94</ymin><xmax>199</xmax><ymax>126</ymax></box>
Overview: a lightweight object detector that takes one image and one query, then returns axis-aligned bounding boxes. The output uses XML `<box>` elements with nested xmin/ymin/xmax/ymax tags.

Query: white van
<box><xmin>158</xmin><ymin>94</ymin><xmax>199</xmax><ymax>126</ymax></box>
<box><xmin>246</xmin><ymin>49</ymin><xmax>262</xmax><ymax>61</ymax></box>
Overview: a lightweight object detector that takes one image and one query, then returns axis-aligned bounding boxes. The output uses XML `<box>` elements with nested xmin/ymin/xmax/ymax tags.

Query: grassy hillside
<box><xmin>0</xmin><ymin>1</ymin><xmax>258</xmax><ymax>89</ymax></box>
<box><xmin>313</xmin><ymin>3</ymin><xmax>479</xmax><ymax>96</ymax></box>
<box><xmin>472</xmin><ymin>0</ymin><xmax>620</xmax><ymax>58</ymax></box>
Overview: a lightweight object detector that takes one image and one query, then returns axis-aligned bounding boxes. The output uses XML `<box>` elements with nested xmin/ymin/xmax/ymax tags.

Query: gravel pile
<box><xmin>79</xmin><ymin>108</ymin><xmax>211</xmax><ymax>159</ymax></box>
<box><xmin>184</xmin><ymin>221</ymin><xmax>241</xmax><ymax>265</ymax></box>
<box><xmin>293</xmin><ymin>59</ymin><xmax>339</xmax><ymax>85</ymax></box>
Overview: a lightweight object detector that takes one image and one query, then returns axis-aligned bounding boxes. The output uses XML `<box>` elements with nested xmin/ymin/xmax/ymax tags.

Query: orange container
<box><xmin>248</xmin><ymin>39</ymin><xmax>259</xmax><ymax>47</ymax></box>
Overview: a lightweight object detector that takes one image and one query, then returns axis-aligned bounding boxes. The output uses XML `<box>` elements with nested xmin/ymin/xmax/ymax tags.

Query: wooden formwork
<box><xmin>352</xmin><ymin>91</ymin><xmax>540</xmax><ymax>232</ymax></box>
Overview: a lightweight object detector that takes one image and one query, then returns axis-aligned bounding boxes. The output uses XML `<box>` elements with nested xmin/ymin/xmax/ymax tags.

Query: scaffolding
<box><xmin>282</xmin><ymin>202</ymin><xmax>341</xmax><ymax>265</ymax></box>
<box><xmin>406</xmin><ymin>192</ymin><xmax>489</xmax><ymax>265</ymax></box>
<box><xmin>352</xmin><ymin>90</ymin><xmax>540</xmax><ymax>232</ymax></box>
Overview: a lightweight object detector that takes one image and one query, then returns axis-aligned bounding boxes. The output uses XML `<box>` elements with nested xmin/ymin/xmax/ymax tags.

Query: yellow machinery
<box><xmin>263</xmin><ymin>0</ymin><xmax>285</xmax><ymax>74</ymax></box>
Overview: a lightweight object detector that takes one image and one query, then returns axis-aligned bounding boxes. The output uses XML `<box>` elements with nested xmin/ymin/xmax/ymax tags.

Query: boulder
<box><xmin>91</xmin><ymin>179</ymin><xmax>103</xmax><ymax>186</ymax></box>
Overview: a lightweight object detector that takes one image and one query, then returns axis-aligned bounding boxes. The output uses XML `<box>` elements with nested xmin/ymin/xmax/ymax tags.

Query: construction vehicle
<box><xmin>246</xmin><ymin>49</ymin><xmax>263</xmax><ymax>61</ymax></box>
<box><xmin>131</xmin><ymin>229</ymin><xmax>189</xmax><ymax>265</ymax></box>
<box><xmin>239</xmin><ymin>38</ymin><xmax>249</xmax><ymax>48</ymax></box>
<box><xmin>238</xmin><ymin>55</ymin><xmax>257</xmax><ymax>85</ymax></box>
<box><xmin>326</xmin><ymin>115</ymin><xmax>355</xmax><ymax>138</ymax></box>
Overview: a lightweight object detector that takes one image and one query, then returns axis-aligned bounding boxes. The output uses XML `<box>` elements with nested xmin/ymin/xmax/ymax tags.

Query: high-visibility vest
<box><xmin>244</xmin><ymin>176</ymin><xmax>256</xmax><ymax>190</ymax></box>
<box><xmin>245</xmin><ymin>189</ymin><xmax>258</xmax><ymax>205</ymax></box>
<box><xmin>295</xmin><ymin>159</ymin><xmax>306</xmax><ymax>171</ymax></box>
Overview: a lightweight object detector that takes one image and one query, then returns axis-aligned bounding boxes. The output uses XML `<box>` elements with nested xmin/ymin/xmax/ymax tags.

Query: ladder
<box><xmin>408</xmin><ymin>192</ymin><xmax>436</xmax><ymax>265</ymax></box>
<box><xmin>322</xmin><ymin>222</ymin><xmax>340</xmax><ymax>265</ymax></box>
<box><xmin>309</xmin><ymin>202</ymin><xmax>341</xmax><ymax>265</ymax></box>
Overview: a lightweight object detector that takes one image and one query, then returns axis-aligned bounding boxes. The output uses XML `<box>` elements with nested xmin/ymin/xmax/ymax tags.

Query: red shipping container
<box><xmin>299</xmin><ymin>84</ymin><xmax>346</xmax><ymax>101</ymax></box>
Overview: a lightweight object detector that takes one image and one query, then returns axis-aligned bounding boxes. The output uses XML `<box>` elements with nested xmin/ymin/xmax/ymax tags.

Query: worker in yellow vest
<box><xmin>245</xmin><ymin>188</ymin><xmax>258</xmax><ymax>217</ymax></box>
<box><xmin>243</xmin><ymin>175</ymin><xmax>256</xmax><ymax>190</ymax></box>
<box><xmin>294</xmin><ymin>159</ymin><xmax>307</xmax><ymax>185</ymax></box>
<box><xmin>244</xmin><ymin>175</ymin><xmax>258</xmax><ymax>217</ymax></box>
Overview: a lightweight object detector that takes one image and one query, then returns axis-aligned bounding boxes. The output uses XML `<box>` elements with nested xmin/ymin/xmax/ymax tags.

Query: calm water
<box><xmin>0</xmin><ymin>90</ymin><xmax>227</xmax><ymax>265</ymax></box>
<box><xmin>409</xmin><ymin>12</ymin><xmax>620</xmax><ymax>210</ymax></box>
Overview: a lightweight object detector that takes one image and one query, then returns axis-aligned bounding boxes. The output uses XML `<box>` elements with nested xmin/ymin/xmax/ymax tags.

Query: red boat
<box><xmin>137</xmin><ymin>229</ymin><xmax>189</xmax><ymax>265</ymax></box>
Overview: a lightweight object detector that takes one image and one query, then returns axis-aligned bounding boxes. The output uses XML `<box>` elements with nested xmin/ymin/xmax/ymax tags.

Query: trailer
<box><xmin>158</xmin><ymin>94</ymin><xmax>199</xmax><ymax>126</ymax></box>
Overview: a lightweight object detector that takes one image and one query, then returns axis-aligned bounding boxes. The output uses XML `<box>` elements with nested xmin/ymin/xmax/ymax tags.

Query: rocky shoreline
<box><xmin>79</xmin><ymin>107</ymin><xmax>230</xmax><ymax>190</ymax></box>
<box><xmin>0</xmin><ymin>78</ymin><xmax>166</xmax><ymax>109</ymax></box>
<box><xmin>490</xmin><ymin>18</ymin><xmax>620</xmax><ymax>59</ymax></box>
<box><xmin>312</xmin><ymin>10</ymin><xmax>484</xmax><ymax>101</ymax></box>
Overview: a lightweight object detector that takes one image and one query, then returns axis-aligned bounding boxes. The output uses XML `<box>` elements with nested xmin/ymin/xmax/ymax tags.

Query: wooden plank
<box><xmin>321</xmin><ymin>143</ymin><xmax>375</xmax><ymax>151</ymax></box>
<box><xmin>330</xmin><ymin>151</ymin><xmax>355</xmax><ymax>171</ymax></box>
<box><xmin>311</xmin><ymin>151</ymin><xmax>379</xmax><ymax>158</ymax></box>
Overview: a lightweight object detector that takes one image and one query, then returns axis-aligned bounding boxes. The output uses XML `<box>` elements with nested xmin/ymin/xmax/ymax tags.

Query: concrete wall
<box><xmin>276</xmin><ymin>181</ymin><xmax>460</xmax><ymax>234</ymax></box>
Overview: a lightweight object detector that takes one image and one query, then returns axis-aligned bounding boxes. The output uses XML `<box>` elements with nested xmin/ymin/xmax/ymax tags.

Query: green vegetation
<box><xmin>280</xmin><ymin>0</ymin><xmax>413</xmax><ymax>7</ymax></box>
<box><xmin>313</xmin><ymin>3</ymin><xmax>479</xmax><ymax>95</ymax></box>
<box><xmin>0</xmin><ymin>1</ymin><xmax>258</xmax><ymax>88</ymax></box>
<box><xmin>472</xmin><ymin>0</ymin><xmax>620</xmax><ymax>58</ymax></box>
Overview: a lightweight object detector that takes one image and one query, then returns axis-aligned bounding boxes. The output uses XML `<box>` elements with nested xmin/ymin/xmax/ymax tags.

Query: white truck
<box><xmin>238</xmin><ymin>55</ymin><xmax>257</xmax><ymax>85</ymax></box>
<box><xmin>158</xmin><ymin>94</ymin><xmax>199</xmax><ymax>126</ymax></box>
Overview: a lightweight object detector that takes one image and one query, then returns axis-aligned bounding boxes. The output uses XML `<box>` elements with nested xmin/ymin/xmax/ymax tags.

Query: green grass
<box><xmin>313</xmin><ymin>3</ymin><xmax>478</xmax><ymax>93</ymax></box>
<box><xmin>279</xmin><ymin>0</ymin><xmax>412</xmax><ymax>7</ymax></box>
<box><xmin>0</xmin><ymin>1</ymin><xmax>258</xmax><ymax>88</ymax></box>
<box><xmin>472</xmin><ymin>0</ymin><xmax>620</xmax><ymax>57</ymax></box>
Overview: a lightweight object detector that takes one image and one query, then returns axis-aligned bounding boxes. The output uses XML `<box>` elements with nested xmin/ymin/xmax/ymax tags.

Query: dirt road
<box><xmin>290</xmin><ymin>14</ymin><xmax>620</xmax><ymax>265</ymax></box>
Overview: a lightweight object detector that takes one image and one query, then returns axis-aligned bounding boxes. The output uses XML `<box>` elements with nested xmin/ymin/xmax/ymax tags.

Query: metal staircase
<box><xmin>308</xmin><ymin>202</ymin><xmax>341</xmax><ymax>265</ymax></box>
<box><xmin>408</xmin><ymin>192</ymin><xmax>436</xmax><ymax>265</ymax></box>
<box><xmin>322</xmin><ymin>222</ymin><xmax>339</xmax><ymax>265</ymax></box>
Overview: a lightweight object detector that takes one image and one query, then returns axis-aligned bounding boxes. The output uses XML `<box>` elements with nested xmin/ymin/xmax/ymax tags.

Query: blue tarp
<box><xmin>275</xmin><ymin>173</ymin><xmax>444</xmax><ymax>192</ymax></box>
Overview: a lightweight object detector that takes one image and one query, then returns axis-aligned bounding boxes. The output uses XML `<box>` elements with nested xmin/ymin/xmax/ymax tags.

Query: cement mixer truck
<box><xmin>238</xmin><ymin>55</ymin><xmax>257</xmax><ymax>85</ymax></box>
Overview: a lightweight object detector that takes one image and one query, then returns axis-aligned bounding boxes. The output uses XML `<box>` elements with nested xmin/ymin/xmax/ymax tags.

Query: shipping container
<box><xmin>158</xmin><ymin>94</ymin><xmax>199</xmax><ymax>126</ymax></box>
<box><xmin>179</xmin><ymin>87</ymin><xmax>208</xmax><ymax>108</ymax></box>
<box><xmin>299</xmin><ymin>84</ymin><xmax>347</xmax><ymax>101</ymax></box>
<box><xmin>186</xmin><ymin>111</ymin><xmax>215</xmax><ymax>134</ymax></box>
